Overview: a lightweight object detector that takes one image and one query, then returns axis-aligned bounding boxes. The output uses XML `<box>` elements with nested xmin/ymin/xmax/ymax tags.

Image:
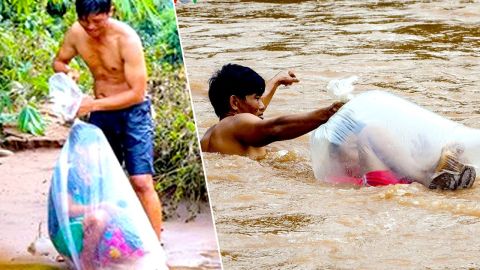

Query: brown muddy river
<box><xmin>176</xmin><ymin>1</ymin><xmax>480</xmax><ymax>269</ymax></box>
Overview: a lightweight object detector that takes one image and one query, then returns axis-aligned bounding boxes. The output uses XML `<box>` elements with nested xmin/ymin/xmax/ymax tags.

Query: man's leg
<box><xmin>130</xmin><ymin>174</ymin><xmax>162</xmax><ymax>239</ymax></box>
<box><xmin>124</xmin><ymin>100</ymin><xmax>162</xmax><ymax>239</ymax></box>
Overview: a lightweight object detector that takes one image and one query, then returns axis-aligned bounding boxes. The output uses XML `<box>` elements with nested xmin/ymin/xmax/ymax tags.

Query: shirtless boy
<box><xmin>201</xmin><ymin>63</ymin><xmax>344</xmax><ymax>158</ymax></box>
<box><xmin>53</xmin><ymin>0</ymin><xmax>162</xmax><ymax>239</ymax></box>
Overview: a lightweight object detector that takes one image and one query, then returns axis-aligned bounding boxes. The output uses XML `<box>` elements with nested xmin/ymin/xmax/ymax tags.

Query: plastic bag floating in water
<box><xmin>310</xmin><ymin>90</ymin><xmax>478</xmax><ymax>189</ymax></box>
<box><xmin>48</xmin><ymin>120</ymin><xmax>168</xmax><ymax>269</ymax></box>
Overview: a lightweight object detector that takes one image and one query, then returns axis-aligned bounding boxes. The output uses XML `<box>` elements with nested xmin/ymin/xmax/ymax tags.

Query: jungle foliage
<box><xmin>0</xmin><ymin>0</ymin><xmax>205</xmax><ymax>218</ymax></box>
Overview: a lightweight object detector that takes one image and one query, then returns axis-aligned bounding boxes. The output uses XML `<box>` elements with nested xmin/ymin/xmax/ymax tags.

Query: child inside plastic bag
<box><xmin>311</xmin><ymin>91</ymin><xmax>477</xmax><ymax>190</ymax></box>
<box><xmin>326</xmin><ymin>118</ymin><xmax>475</xmax><ymax>189</ymax></box>
<box><xmin>48</xmin><ymin>121</ymin><xmax>167</xmax><ymax>270</ymax></box>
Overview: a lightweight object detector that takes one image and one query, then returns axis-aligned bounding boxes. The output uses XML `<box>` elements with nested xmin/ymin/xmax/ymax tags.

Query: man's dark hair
<box><xmin>76</xmin><ymin>0</ymin><xmax>112</xmax><ymax>20</ymax></box>
<box><xmin>208</xmin><ymin>64</ymin><xmax>265</xmax><ymax>118</ymax></box>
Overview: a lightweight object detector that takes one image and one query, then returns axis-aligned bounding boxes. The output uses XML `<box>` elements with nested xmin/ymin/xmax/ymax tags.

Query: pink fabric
<box><xmin>98</xmin><ymin>225</ymin><xmax>145</xmax><ymax>266</ymax></box>
<box><xmin>328</xmin><ymin>170</ymin><xmax>411</xmax><ymax>186</ymax></box>
<box><xmin>364</xmin><ymin>170</ymin><xmax>411</xmax><ymax>186</ymax></box>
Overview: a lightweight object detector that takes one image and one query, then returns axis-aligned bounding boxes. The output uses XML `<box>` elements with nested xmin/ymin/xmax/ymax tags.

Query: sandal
<box><xmin>429</xmin><ymin>165</ymin><xmax>476</xmax><ymax>190</ymax></box>
<box><xmin>459</xmin><ymin>165</ymin><xmax>476</xmax><ymax>189</ymax></box>
<box><xmin>429</xmin><ymin>171</ymin><xmax>460</xmax><ymax>190</ymax></box>
<box><xmin>435</xmin><ymin>143</ymin><xmax>464</xmax><ymax>173</ymax></box>
<box><xmin>429</xmin><ymin>143</ymin><xmax>476</xmax><ymax>190</ymax></box>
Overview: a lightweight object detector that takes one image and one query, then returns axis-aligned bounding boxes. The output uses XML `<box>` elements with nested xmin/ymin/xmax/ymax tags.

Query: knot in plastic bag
<box><xmin>48</xmin><ymin>73</ymin><xmax>83</xmax><ymax>121</ymax></box>
<box><xmin>326</xmin><ymin>75</ymin><xmax>358</xmax><ymax>102</ymax></box>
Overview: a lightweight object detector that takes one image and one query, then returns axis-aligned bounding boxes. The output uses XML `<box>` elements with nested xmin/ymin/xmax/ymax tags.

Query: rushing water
<box><xmin>176</xmin><ymin>1</ymin><xmax>480</xmax><ymax>269</ymax></box>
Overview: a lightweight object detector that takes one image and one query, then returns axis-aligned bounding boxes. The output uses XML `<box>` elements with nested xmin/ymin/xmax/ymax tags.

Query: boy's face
<box><xmin>78</xmin><ymin>12</ymin><xmax>110</xmax><ymax>38</ymax></box>
<box><xmin>236</xmin><ymin>93</ymin><xmax>265</xmax><ymax>119</ymax></box>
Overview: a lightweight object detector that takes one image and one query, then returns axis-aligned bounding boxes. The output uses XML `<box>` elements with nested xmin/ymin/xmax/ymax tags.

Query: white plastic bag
<box><xmin>310</xmin><ymin>90</ymin><xmax>479</xmax><ymax>188</ymax></box>
<box><xmin>326</xmin><ymin>76</ymin><xmax>358</xmax><ymax>102</ymax></box>
<box><xmin>49</xmin><ymin>73</ymin><xmax>83</xmax><ymax>121</ymax></box>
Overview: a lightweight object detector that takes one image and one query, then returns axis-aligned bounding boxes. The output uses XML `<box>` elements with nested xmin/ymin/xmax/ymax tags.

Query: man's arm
<box><xmin>52</xmin><ymin>27</ymin><xmax>80</xmax><ymax>80</ymax></box>
<box><xmin>233</xmin><ymin>102</ymin><xmax>344</xmax><ymax>147</ymax></box>
<box><xmin>262</xmin><ymin>70</ymin><xmax>299</xmax><ymax>109</ymax></box>
<box><xmin>77</xmin><ymin>35</ymin><xmax>147</xmax><ymax>116</ymax></box>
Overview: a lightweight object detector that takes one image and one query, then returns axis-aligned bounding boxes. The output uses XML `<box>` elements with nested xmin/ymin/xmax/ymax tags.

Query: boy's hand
<box><xmin>274</xmin><ymin>70</ymin><xmax>299</xmax><ymax>87</ymax></box>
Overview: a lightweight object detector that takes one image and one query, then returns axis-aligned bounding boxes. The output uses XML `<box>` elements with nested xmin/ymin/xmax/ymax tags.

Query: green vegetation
<box><xmin>151</xmin><ymin>69</ymin><xmax>206</xmax><ymax>220</ymax></box>
<box><xmin>0</xmin><ymin>0</ymin><xmax>206</xmax><ymax>218</ymax></box>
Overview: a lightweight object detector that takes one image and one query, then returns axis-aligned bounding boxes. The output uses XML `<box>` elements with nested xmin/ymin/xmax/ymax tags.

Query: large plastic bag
<box><xmin>310</xmin><ymin>90</ymin><xmax>479</xmax><ymax>188</ymax></box>
<box><xmin>48</xmin><ymin>120</ymin><xmax>168</xmax><ymax>269</ymax></box>
<box><xmin>47</xmin><ymin>74</ymin><xmax>168</xmax><ymax>269</ymax></box>
<box><xmin>49</xmin><ymin>73</ymin><xmax>83</xmax><ymax>121</ymax></box>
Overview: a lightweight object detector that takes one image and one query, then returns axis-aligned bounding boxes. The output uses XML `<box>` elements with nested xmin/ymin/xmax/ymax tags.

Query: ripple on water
<box><xmin>228</xmin><ymin>214</ymin><xmax>318</xmax><ymax>235</ymax></box>
<box><xmin>377</xmin><ymin>182</ymin><xmax>480</xmax><ymax>217</ymax></box>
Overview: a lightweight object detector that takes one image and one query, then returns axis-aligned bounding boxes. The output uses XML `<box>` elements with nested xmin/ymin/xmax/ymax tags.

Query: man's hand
<box><xmin>327</xmin><ymin>101</ymin><xmax>345</xmax><ymax>116</ymax></box>
<box><xmin>67</xmin><ymin>69</ymin><xmax>80</xmax><ymax>82</ymax></box>
<box><xmin>274</xmin><ymin>70</ymin><xmax>299</xmax><ymax>87</ymax></box>
<box><xmin>76</xmin><ymin>96</ymin><xmax>95</xmax><ymax>117</ymax></box>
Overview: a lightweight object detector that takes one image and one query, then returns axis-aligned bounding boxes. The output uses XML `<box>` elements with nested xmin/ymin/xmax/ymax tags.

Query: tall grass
<box><xmin>150</xmin><ymin>69</ymin><xmax>206</xmax><ymax>219</ymax></box>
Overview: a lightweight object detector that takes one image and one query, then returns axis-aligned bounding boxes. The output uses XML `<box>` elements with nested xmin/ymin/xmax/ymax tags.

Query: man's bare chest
<box><xmin>76</xmin><ymin>41</ymin><xmax>123</xmax><ymax>75</ymax></box>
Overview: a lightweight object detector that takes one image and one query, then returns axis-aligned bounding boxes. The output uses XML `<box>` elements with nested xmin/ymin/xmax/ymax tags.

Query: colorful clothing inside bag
<box><xmin>48</xmin><ymin>168</ymin><xmax>89</xmax><ymax>258</ymax></box>
<box><xmin>363</xmin><ymin>170</ymin><xmax>411</xmax><ymax>186</ymax></box>
<box><xmin>48</xmin><ymin>121</ymin><xmax>148</xmax><ymax>266</ymax></box>
<box><xmin>49</xmin><ymin>167</ymin><xmax>145</xmax><ymax>263</ymax></box>
<box><xmin>328</xmin><ymin>170</ymin><xmax>411</xmax><ymax>186</ymax></box>
<box><xmin>97</xmin><ymin>216</ymin><xmax>145</xmax><ymax>265</ymax></box>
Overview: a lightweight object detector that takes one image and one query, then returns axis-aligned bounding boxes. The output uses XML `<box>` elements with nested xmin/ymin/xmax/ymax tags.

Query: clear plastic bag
<box><xmin>326</xmin><ymin>75</ymin><xmax>358</xmax><ymax>102</ymax></box>
<box><xmin>48</xmin><ymin>120</ymin><xmax>168</xmax><ymax>269</ymax></box>
<box><xmin>47</xmin><ymin>74</ymin><xmax>167</xmax><ymax>269</ymax></box>
<box><xmin>310</xmin><ymin>90</ymin><xmax>479</xmax><ymax>188</ymax></box>
<box><xmin>49</xmin><ymin>73</ymin><xmax>83</xmax><ymax>121</ymax></box>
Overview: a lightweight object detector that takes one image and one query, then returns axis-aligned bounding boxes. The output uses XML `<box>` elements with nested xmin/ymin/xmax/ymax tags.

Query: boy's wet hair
<box><xmin>75</xmin><ymin>0</ymin><xmax>111</xmax><ymax>20</ymax></box>
<box><xmin>208</xmin><ymin>63</ymin><xmax>265</xmax><ymax>118</ymax></box>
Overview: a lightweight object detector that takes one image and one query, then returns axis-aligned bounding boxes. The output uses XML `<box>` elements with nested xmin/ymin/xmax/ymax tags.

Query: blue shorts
<box><xmin>89</xmin><ymin>99</ymin><xmax>154</xmax><ymax>175</ymax></box>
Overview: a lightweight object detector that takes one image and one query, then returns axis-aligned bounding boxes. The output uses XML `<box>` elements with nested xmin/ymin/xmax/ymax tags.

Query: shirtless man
<box><xmin>52</xmin><ymin>0</ymin><xmax>162</xmax><ymax>239</ymax></box>
<box><xmin>201</xmin><ymin>63</ymin><xmax>344</xmax><ymax>158</ymax></box>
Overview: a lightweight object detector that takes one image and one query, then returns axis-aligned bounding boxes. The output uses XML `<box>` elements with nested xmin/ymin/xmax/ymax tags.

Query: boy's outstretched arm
<box><xmin>262</xmin><ymin>70</ymin><xmax>299</xmax><ymax>109</ymax></box>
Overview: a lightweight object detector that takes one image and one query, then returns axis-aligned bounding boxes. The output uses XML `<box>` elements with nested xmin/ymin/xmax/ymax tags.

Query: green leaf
<box><xmin>0</xmin><ymin>112</ymin><xmax>16</xmax><ymax>124</ymax></box>
<box><xmin>0</xmin><ymin>91</ymin><xmax>13</xmax><ymax>112</ymax></box>
<box><xmin>17</xmin><ymin>103</ymin><xmax>45</xmax><ymax>136</ymax></box>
